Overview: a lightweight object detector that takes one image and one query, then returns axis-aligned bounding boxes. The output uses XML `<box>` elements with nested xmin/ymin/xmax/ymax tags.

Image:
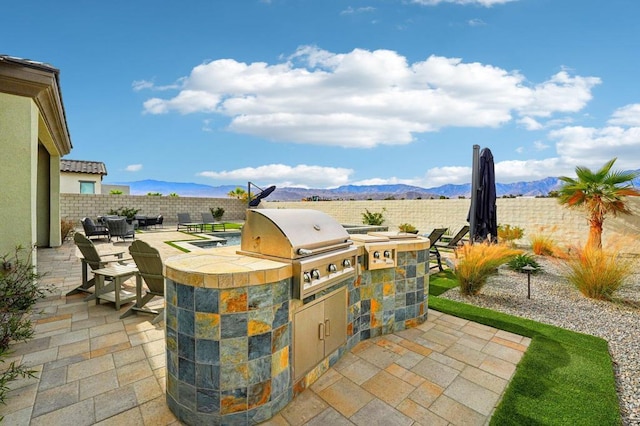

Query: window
<box><xmin>79</xmin><ymin>181</ymin><xmax>95</xmax><ymax>194</ymax></box>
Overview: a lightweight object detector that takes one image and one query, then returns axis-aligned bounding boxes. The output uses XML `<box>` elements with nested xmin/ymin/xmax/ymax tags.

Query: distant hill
<box><xmin>112</xmin><ymin>172</ymin><xmax>639</xmax><ymax>201</ymax></box>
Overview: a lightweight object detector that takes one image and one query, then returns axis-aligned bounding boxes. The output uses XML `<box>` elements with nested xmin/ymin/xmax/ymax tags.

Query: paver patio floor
<box><xmin>0</xmin><ymin>229</ymin><xmax>529</xmax><ymax>425</ymax></box>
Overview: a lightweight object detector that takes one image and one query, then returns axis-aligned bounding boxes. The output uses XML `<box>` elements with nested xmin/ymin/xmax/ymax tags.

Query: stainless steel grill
<box><xmin>239</xmin><ymin>209</ymin><xmax>357</xmax><ymax>300</ymax></box>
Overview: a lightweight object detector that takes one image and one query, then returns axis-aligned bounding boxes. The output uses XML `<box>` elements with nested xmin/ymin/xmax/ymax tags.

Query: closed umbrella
<box><xmin>469</xmin><ymin>147</ymin><xmax>498</xmax><ymax>242</ymax></box>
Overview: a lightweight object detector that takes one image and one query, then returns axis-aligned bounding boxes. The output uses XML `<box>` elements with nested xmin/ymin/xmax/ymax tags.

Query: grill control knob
<box><xmin>311</xmin><ymin>269</ymin><xmax>321</xmax><ymax>279</ymax></box>
<box><xmin>373</xmin><ymin>251</ymin><xmax>380</xmax><ymax>259</ymax></box>
<box><xmin>303</xmin><ymin>272</ymin><xmax>311</xmax><ymax>283</ymax></box>
<box><xmin>384</xmin><ymin>250</ymin><xmax>391</xmax><ymax>258</ymax></box>
<box><xmin>327</xmin><ymin>263</ymin><xmax>337</xmax><ymax>273</ymax></box>
<box><xmin>342</xmin><ymin>259</ymin><xmax>351</xmax><ymax>268</ymax></box>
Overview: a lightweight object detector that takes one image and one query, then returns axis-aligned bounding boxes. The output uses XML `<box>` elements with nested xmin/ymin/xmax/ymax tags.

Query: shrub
<box><xmin>454</xmin><ymin>242</ymin><xmax>522</xmax><ymax>295</ymax></box>
<box><xmin>498</xmin><ymin>224</ymin><xmax>524</xmax><ymax>246</ymax></box>
<box><xmin>530</xmin><ymin>233</ymin><xmax>556</xmax><ymax>256</ymax></box>
<box><xmin>398</xmin><ymin>223</ymin><xmax>417</xmax><ymax>233</ymax></box>
<box><xmin>508</xmin><ymin>253</ymin><xmax>542</xmax><ymax>274</ymax></box>
<box><xmin>361</xmin><ymin>208</ymin><xmax>386</xmax><ymax>226</ymax></box>
<box><xmin>563</xmin><ymin>245</ymin><xmax>633</xmax><ymax>300</ymax></box>
<box><xmin>109</xmin><ymin>189</ymin><xmax>123</xmax><ymax>195</ymax></box>
<box><xmin>147</xmin><ymin>192</ymin><xmax>162</xmax><ymax>196</ymax></box>
<box><xmin>60</xmin><ymin>219</ymin><xmax>75</xmax><ymax>241</ymax></box>
<box><xmin>108</xmin><ymin>207</ymin><xmax>140</xmax><ymax>220</ymax></box>
<box><xmin>210</xmin><ymin>207</ymin><xmax>225</xmax><ymax>221</ymax></box>
<box><xmin>530</xmin><ymin>234</ymin><xmax>569</xmax><ymax>259</ymax></box>
<box><xmin>0</xmin><ymin>246</ymin><xmax>51</xmax><ymax>404</ymax></box>
<box><xmin>168</xmin><ymin>192</ymin><xmax>179</xmax><ymax>197</ymax></box>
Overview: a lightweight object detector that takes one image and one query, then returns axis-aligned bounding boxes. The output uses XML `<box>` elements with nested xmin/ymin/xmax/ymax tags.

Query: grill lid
<box><xmin>241</xmin><ymin>209</ymin><xmax>351</xmax><ymax>259</ymax></box>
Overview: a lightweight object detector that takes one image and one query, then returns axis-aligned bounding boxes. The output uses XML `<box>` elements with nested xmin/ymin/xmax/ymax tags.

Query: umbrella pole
<box><xmin>469</xmin><ymin>144</ymin><xmax>480</xmax><ymax>244</ymax></box>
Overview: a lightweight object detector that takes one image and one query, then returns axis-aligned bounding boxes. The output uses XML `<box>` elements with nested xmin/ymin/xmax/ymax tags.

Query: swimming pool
<box><xmin>187</xmin><ymin>233</ymin><xmax>241</xmax><ymax>249</ymax></box>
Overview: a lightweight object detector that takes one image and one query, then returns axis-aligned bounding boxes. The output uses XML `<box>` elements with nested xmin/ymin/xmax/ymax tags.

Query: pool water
<box><xmin>188</xmin><ymin>233</ymin><xmax>241</xmax><ymax>249</ymax></box>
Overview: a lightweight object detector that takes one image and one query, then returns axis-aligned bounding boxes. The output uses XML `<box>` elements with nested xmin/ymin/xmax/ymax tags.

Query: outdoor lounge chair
<box><xmin>177</xmin><ymin>213</ymin><xmax>203</xmax><ymax>232</ymax></box>
<box><xmin>81</xmin><ymin>217</ymin><xmax>110</xmax><ymax>241</ymax></box>
<box><xmin>67</xmin><ymin>232</ymin><xmax>133</xmax><ymax>296</ymax></box>
<box><xmin>106</xmin><ymin>217</ymin><xmax>135</xmax><ymax>242</ymax></box>
<box><xmin>430</xmin><ymin>225</ymin><xmax>470</xmax><ymax>272</ymax></box>
<box><xmin>424</xmin><ymin>227</ymin><xmax>449</xmax><ymax>271</ymax></box>
<box><xmin>120</xmin><ymin>240</ymin><xmax>165</xmax><ymax>324</ymax></box>
<box><xmin>201</xmin><ymin>212</ymin><xmax>226</xmax><ymax>232</ymax></box>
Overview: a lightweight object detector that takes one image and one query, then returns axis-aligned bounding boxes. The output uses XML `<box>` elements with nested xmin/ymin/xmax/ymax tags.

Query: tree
<box><xmin>227</xmin><ymin>187</ymin><xmax>248</xmax><ymax>201</ymax></box>
<box><xmin>557</xmin><ymin>158</ymin><xmax>640</xmax><ymax>249</ymax></box>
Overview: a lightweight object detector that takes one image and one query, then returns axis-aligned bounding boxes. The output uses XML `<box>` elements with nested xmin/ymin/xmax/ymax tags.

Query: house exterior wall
<box><xmin>0</xmin><ymin>93</ymin><xmax>38</xmax><ymax>259</ymax></box>
<box><xmin>60</xmin><ymin>171</ymin><xmax>102</xmax><ymax>194</ymax></box>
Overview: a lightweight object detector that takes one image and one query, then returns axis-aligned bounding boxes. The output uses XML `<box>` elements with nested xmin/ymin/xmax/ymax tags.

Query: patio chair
<box><xmin>81</xmin><ymin>217</ymin><xmax>110</xmax><ymax>241</ymax></box>
<box><xmin>177</xmin><ymin>213</ymin><xmax>203</xmax><ymax>232</ymax></box>
<box><xmin>120</xmin><ymin>240</ymin><xmax>165</xmax><ymax>324</ymax></box>
<box><xmin>106</xmin><ymin>217</ymin><xmax>135</xmax><ymax>242</ymax></box>
<box><xmin>201</xmin><ymin>212</ymin><xmax>226</xmax><ymax>232</ymax></box>
<box><xmin>66</xmin><ymin>232</ymin><xmax>133</xmax><ymax>296</ymax></box>
<box><xmin>423</xmin><ymin>227</ymin><xmax>448</xmax><ymax>271</ymax></box>
<box><xmin>430</xmin><ymin>225</ymin><xmax>470</xmax><ymax>271</ymax></box>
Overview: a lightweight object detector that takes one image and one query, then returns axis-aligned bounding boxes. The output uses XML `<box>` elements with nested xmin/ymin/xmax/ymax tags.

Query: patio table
<box><xmin>85</xmin><ymin>264</ymin><xmax>139</xmax><ymax>310</ymax></box>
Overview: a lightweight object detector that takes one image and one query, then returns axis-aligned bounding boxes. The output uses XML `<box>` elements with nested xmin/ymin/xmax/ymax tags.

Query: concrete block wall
<box><xmin>264</xmin><ymin>197</ymin><xmax>640</xmax><ymax>254</ymax></box>
<box><xmin>60</xmin><ymin>194</ymin><xmax>247</xmax><ymax>226</ymax></box>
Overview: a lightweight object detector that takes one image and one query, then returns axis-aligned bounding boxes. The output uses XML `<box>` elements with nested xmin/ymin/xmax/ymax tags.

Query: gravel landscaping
<box><xmin>438</xmin><ymin>256</ymin><xmax>640</xmax><ymax>425</ymax></box>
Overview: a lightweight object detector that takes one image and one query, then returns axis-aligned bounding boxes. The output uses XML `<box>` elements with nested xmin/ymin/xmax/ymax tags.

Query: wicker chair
<box><xmin>106</xmin><ymin>217</ymin><xmax>135</xmax><ymax>242</ymax></box>
<box><xmin>81</xmin><ymin>217</ymin><xmax>110</xmax><ymax>241</ymax></box>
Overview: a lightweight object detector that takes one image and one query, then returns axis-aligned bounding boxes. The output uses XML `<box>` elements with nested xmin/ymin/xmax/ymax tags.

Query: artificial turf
<box><xmin>428</xmin><ymin>272</ymin><xmax>621</xmax><ymax>426</ymax></box>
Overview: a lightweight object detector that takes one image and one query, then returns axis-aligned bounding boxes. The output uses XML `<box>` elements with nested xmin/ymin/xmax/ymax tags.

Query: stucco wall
<box><xmin>60</xmin><ymin>172</ymin><xmax>102</xmax><ymax>194</ymax></box>
<box><xmin>0</xmin><ymin>93</ymin><xmax>37</xmax><ymax>258</ymax></box>
<box><xmin>263</xmin><ymin>197</ymin><xmax>640</xmax><ymax>254</ymax></box>
<box><xmin>60</xmin><ymin>194</ymin><xmax>247</xmax><ymax>225</ymax></box>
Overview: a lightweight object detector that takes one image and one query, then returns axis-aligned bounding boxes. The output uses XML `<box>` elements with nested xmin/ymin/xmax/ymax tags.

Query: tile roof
<box><xmin>60</xmin><ymin>159</ymin><xmax>107</xmax><ymax>175</ymax></box>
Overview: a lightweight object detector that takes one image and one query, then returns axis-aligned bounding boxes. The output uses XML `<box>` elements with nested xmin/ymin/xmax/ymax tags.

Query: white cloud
<box><xmin>468</xmin><ymin>18</ymin><xmax>486</xmax><ymax>26</ymax></box>
<box><xmin>515</xmin><ymin>146</ymin><xmax>524</xmax><ymax>154</ymax></box>
<box><xmin>340</xmin><ymin>6</ymin><xmax>376</xmax><ymax>15</ymax></box>
<box><xmin>423</xmin><ymin>166</ymin><xmax>473</xmax><ymax>187</ymax></box>
<box><xmin>198</xmin><ymin>164</ymin><xmax>354</xmax><ymax>188</ymax></box>
<box><xmin>518</xmin><ymin>71</ymin><xmax>601</xmax><ymax>117</ymax></box>
<box><xmin>140</xmin><ymin>47</ymin><xmax>599</xmax><ymax>148</ymax></box>
<box><xmin>126</xmin><ymin>164</ymin><xmax>143</xmax><ymax>172</ymax></box>
<box><xmin>608</xmin><ymin>104</ymin><xmax>640</xmax><ymax>126</ymax></box>
<box><xmin>518</xmin><ymin>116</ymin><xmax>543</xmax><ymax>130</ymax></box>
<box><xmin>411</xmin><ymin>0</ymin><xmax>517</xmax><ymax>6</ymax></box>
<box><xmin>549</xmin><ymin>125</ymin><xmax>640</xmax><ymax>171</ymax></box>
<box><xmin>132</xmin><ymin>78</ymin><xmax>184</xmax><ymax>92</ymax></box>
<box><xmin>533</xmin><ymin>140</ymin><xmax>549</xmax><ymax>151</ymax></box>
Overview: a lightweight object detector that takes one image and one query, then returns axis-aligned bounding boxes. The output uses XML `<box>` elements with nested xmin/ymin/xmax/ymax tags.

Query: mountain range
<box><xmin>112</xmin><ymin>176</ymin><xmax>572</xmax><ymax>200</ymax></box>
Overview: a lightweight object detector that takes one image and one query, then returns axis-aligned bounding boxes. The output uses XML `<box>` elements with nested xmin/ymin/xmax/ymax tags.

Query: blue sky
<box><xmin>4</xmin><ymin>0</ymin><xmax>640</xmax><ymax>189</ymax></box>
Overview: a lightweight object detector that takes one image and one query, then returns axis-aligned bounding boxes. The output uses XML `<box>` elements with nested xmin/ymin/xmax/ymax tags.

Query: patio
<box><xmin>0</xmin><ymin>229</ymin><xmax>530</xmax><ymax>425</ymax></box>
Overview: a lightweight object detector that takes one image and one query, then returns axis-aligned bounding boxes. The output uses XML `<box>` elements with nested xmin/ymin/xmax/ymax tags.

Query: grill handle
<box><xmin>297</xmin><ymin>241</ymin><xmax>353</xmax><ymax>257</ymax></box>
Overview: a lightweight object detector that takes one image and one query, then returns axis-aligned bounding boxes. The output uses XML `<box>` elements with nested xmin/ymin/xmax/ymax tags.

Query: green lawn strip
<box><xmin>428</xmin><ymin>269</ymin><xmax>458</xmax><ymax>296</ymax></box>
<box><xmin>427</xmin><ymin>274</ymin><xmax>620</xmax><ymax>425</ymax></box>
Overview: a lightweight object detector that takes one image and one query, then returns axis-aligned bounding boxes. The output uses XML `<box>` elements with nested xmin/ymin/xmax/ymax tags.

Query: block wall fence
<box><xmin>60</xmin><ymin>194</ymin><xmax>247</xmax><ymax>225</ymax></box>
<box><xmin>60</xmin><ymin>194</ymin><xmax>640</xmax><ymax>253</ymax></box>
<box><xmin>263</xmin><ymin>197</ymin><xmax>640</xmax><ymax>254</ymax></box>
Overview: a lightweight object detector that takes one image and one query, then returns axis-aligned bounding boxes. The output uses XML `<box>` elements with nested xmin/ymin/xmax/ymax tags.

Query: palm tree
<box><xmin>557</xmin><ymin>158</ymin><xmax>640</xmax><ymax>248</ymax></box>
<box><xmin>227</xmin><ymin>187</ymin><xmax>248</xmax><ymax>201</ymax></box>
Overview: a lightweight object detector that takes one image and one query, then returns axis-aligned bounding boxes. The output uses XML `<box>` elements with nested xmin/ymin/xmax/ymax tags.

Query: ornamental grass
<box><xmin>564</xmin><ymin>244</ymin><xmax>633</xmax><ymax>300</ymax></box>
<box><xmin>454</xmin><ymin>242</ymin><xmax>522</xmax><ymax>296</ymax></box>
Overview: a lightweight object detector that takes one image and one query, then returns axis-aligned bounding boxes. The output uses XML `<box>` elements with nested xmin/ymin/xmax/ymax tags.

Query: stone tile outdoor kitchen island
<box><xmin>163</xmin><ymin>236</ymin><xmax>430</xmax><ymax>425</ymax></box>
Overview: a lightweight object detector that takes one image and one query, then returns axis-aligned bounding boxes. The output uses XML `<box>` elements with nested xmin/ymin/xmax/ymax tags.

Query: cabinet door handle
<box><xmin>325</xmin><ymin>319</ymin><xmax>331</xmax><ymax>337</ymax></box>
<box><xmin>319</xmin><ymin>322</ymin><xmax>325</xmax><ymax>340</ymax></box>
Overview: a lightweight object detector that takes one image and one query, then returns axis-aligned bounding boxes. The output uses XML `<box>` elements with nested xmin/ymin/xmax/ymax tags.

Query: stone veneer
<box><xmin>164</xmin><ymin>241</ymin><xmax>430</xmax><ymax>425</ymax></box>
